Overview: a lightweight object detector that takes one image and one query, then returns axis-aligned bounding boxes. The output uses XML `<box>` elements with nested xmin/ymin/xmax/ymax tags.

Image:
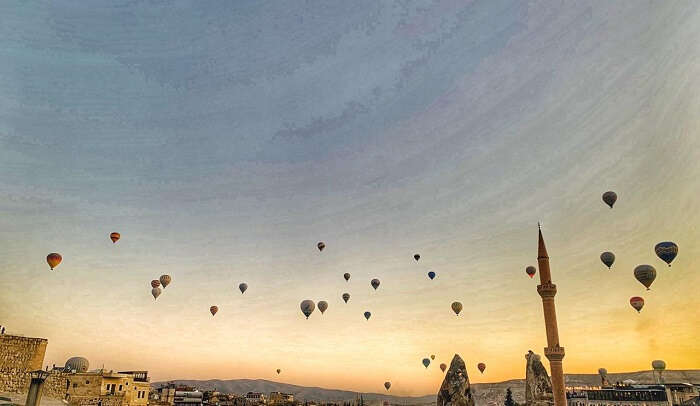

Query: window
<box><xmin>119</xmin><ymin>385</ymin><xmax>123</xmax><ymax>391</ymax></box>
<box><xmin>73</xmin><ymin>384</ymin><xmax>78</xmax><ymax>388</ymax></box>
<box><xmin>86</xmin><ymin>380</ymin><xmax>90</xmax><ymax>384</ymax></box>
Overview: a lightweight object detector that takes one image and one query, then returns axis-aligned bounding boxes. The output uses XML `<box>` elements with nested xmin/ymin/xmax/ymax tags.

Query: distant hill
<box><xmin>154</xmin><ymin>370</ymin><xmax>700</xmax><ymax>406</ymax></box>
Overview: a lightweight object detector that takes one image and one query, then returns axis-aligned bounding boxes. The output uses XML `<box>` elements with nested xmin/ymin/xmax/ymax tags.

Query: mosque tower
<box><xmin>536</xmin><ymin>225</ymin><xmax>567</xmax><ymax>406</ymax></box>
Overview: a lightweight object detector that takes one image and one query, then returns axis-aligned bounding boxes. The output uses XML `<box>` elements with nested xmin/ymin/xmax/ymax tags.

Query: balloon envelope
<box><xmin>46</xmin><ymin>253</ymin><xmax>62</xmax><ymax>270</ymax></box>
<box><xmin>422</xmin><ymin>358</ymin><xmax>430</xmax><ymax>368</ymax></box>
<box><xmin>430</xmin><ymin>355</ymin><xmax>435</xmax><ymax>360</ymax></box>
<box><xmin>151</xmin><ymin>279</ymin><xmax>161</xmax><ymax>289</ymax></box>
<box><xmin>343</xmin><ymin>272</ymin><xmax>351</xmax><ymax>281</ymax></box>
<box><xmin>371</xmin><ymin>278</ymin><xmax>380</xmax><ymax>290</ymax></box>
<box><xmin>300</xmin><ymin>300</ymin><xmax>315</xmax><ymax>319</ymax></box>
<box><xmin>652</xmin><ymin>360</ymin><xmax>666</xmax><ymax>370</ymax></box>
<box><xmin>318</xmin><ymin>301</ymin><xmax>328</xmax><ymax>314</ymax></box>
<box><xmin>239</xmin><ymin>283</ymin><xmax>248</xmax><ymax>294</ymax></box>
<box><xmin>159</xmin><ymin>274</ymin><xmax>172</xmax><ymax>288</ymax></box>
<box><xmin>478</xmin><ymin>363</ymin><xmax>486</xmax><ymax>374</ymax></box>
<box><xmin>428</xmin><ymin>271</ymin><xmax>436</xmax><ymax>280</ymax></box>
<box><xmin>364</xmin><ymin>311</ymin><xmax>371</xmax><ymax>320</ymax></box>
<box><xmin>317</xmin><ymin>242</ymin><xmax>325</xmax><ymax>251</ymax></box>
<box><xmin>276</xmin><ymin>369</ymin><xmax>281</xmax><ymax>374</ymax></box>
<box><xmin>654</xmin><ymin>242</ymin><xmax>678</xmax><ymax>266</ymax></box>
<box><xmin>634</xmin><ymin>265</ymin><xmax>657</xmax><ymax>290</ymax></box>
<box><xmin>600</xmin><ymin>252</ymin><xmax>615</xmax><ymax>269</ymax></box>
<box><xmin>151</xmin><ymin>287</ymin><xmax>162</xmax><ymax>300</ymax></box>
<box><xmin>440</xmin><ymin>363</ymin><xmax>447</xmax><ymax>372</ymax></box>
<box><xmin>210</xmin><ymin>306</ymin><xmax>218</xmax><ymax>316</ymax></box>
<box><xmin>384</xmin><ymin>382</ymin><xmax>391</xmax><ymax>391</ymax></box>
<box><xmin>414</xmin><ymin>254</ymin><xmax>420</xmax><ymax>261</ymax></box>
<box><xmin>526</xmin><ymin>266</ymin><xmax>536</xmax><ymax>278</ymax></box>
<box><xmin>110</xmin><ymin>232</ymin><xmax>120</xmax><ymax>243</ymax></box>
<box><xmin>451</xmin><ymin>302</ymin><xmax>463</xmax><ymax>315</ymax></box>
<box><xmin>602</xmin><ymin>191</ymin><xmax>617</xmax><ymax>208</ymax></box>
<box><xmin>629</xmin><ymin>296</ymin><xmax>644</xmax><ymax>312</ymax></box>
<box><xmin>342</xmin><ymin>293</ymin><xmax>350</xmax><ymax>303</ymax></box>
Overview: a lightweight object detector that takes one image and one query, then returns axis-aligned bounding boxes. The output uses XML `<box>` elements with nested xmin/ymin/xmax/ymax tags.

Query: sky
<box><xmin>1</xmin><ymin>0</ymin><xmax>700</xmax><ymax>397</ymax></box>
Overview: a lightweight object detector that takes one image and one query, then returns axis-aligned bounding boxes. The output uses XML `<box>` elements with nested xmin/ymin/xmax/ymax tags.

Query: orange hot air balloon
<box><xmin>477</xmin><ymin>363</ymin><xmax>486</xmax><ymax>374</ymax></box>
<box><xmin>110</xmin><ymin>232</ymin><xmax>120</xmax><ymax>243</ymax></box>
<box><xmin>440</xmin><ymin>363</ymin><xmax>447</xmax><ymax>372</ymax></box>
<box><xmin>210</xmin><ymin>306</ymin><xmax>218</xmax><ymax>316</ymax></box>
<box><xmin>46</xmin><ymin>253</ymin><xmax>62</xmax><ymax>270</ymax></box>
<box><xmin>629</xmin><ymin>297</ymin><xmax>644</xmax><ymax>313</ymax></box>
<box><xmin>150</xmin><ymin>279</ymin><xmax>161</xmax><ymax>289</ymax></box>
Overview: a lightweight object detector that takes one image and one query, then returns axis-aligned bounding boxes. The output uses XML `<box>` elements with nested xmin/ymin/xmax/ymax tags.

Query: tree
<box><xmin>504</xmin><ymin>388</ymin><xmax>516</xmax><ymax>406</ymax></box>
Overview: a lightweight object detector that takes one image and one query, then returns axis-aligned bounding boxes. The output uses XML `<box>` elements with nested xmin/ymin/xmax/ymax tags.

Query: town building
<box><xmin>245</xmin><ymin>392</ymin><xmax>266</xmax><ymax>405</ymax></box>
<box><xmin>566</xmin><ymin>383</ymin><xmax>700</xmax><ymax>406</ymax></box>
<box><xmin>174</xmin><ymin>390</ymin><xmax>204</xmax><ymax>406</ymax></box>
<box><xmin>268</xmin><ymin>392</ymin><xmax>294</xmax><ymax>405</ymax></box>
<box><xmin>62</xmin><ymin>369</ymin><xmax>150</xmax><ymax>406</ymax></box>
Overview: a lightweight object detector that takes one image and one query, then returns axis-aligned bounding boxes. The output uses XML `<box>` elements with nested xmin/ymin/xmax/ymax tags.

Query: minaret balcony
<box><xmin>545</xmin><ymin>346</ymin><xmax>566</xmax><ymax>361</ymax></box>
<box><xmin>537</xmin><ymin>283</ymin><xmax>557</xmax><ymax>298</ymax></box>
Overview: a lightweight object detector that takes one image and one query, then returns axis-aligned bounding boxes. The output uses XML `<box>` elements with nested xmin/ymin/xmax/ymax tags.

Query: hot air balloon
<box><xmin>46</xmin><ymin>253</ymin><xmax>62</xmax><ymax>270</ymax></box>
<box><xmin>414</xmin><ymin>254</ymin><xmax>420</xmax><ymax>261</ymax></box>
<box><xmin>655</xmin><ymin>242</ymin><xmax>678</xmax><ymax>267</ymax></box>
<box><xmin>160</xmin><ymin>274</ymin><xmax>171</xmax><ymax>288</ymax></box>
<box><xmin>364</xmin><ymin>311</ymin><xmax>371</xmax><ymax>320</ymax></box>
<box><xmin>317</xmin><ymin>242</ymin><xmax>325</xmax><ymax>252</ymax></box>
<box><xmin>600</xmin><ymin>252</ymin><xmax>615</xmax><ymax>269</ymax></box>
<box><xmin>430</xmin><ymin>355</ymin><xmax>435</xmax><ymax>360</ymax></box>
<box><xmin>652</xmin><ymin>360</ymin><xmax>666</xmax><ymax>370</ymax></box>
<box><xmin>344</xmin><ymin>273</ymin><xmax>351</xmax><ymax>281</ymax></box>
<box><xmin>451</xmin><ymin>302</ymin><xmax>463</xmax><ymax>315</ymax></box>
<box><xmin>602</xmin><ymin>191</ymin><xmax>617</xmax><ymax>208</ymax></box>
<box><xmin>384</xmin><ymin>382</ymin><xmax>391</xmax><ymax>391</ymax></box>
<box><xmin>342</xmin><ymin>293</ymin><xmax>350</xmax><ymax>303</ymax></box>
<box><xmin>318</xmin><ymin>301</ymin><xmax>328</xmax><ymax>314</ymax></box>
<box><xmin>210</xmin><ymin>306</ymin><xmax>218</xmax><ymax>316</ymax></box>
<box><xmin>629</xmin><ymin>296</ymin><xmax>644</xmax><ymax>313</ymax></box>
<box><xmin>276</xmin><ymin>369</ymin><xmax>281</xmax><ymax>374</ymax></box>
<box><xmin>239</xmin><ymin>283</ymin><xmax>248</xmax><ymax>294</ymax></box>
<box><xmin>371</xmin><ymin>278</ymin><xmax>380</xmax><ymax>290</ymax></box>
<box><xmin>478</xmin><ymin>363</ymin><xmax>486</xmax><ymax>374</ymax></box>
<box><xmin>440</xmin><ymin>363</ymin><xmax>447</xmax><ymax>372</ymax></box>
<box><xmin>151</xmin><ymin>287</ymin><xmax>162</xmax><ymax>300</ymax></box>
<box><xmin>300</xmin><ymin>300</ymin><xmax>315</xmax><ymax>319</ymax></box>
<box><xmin>526</xmin><ymin>266</ymin><xmax>536</xmax><ymax>278</ymax></box>
<box><xmin>427</xmin><ymin>271</ymin><xmax>436</xmax><ymax>280</ymax></box>
<box><xmin>634</xmin><ymin>265</ymin><xmax>657</xmax><ymax>290</ymax></box>
<box><xmin>151</xmin><ymin>280</ymin><xmax>161</xmax><ymax>289</ymax></box>
<box><xmin>422</xmin><ymin>358</ymin><xmax>430</xmax><ymax>368</ymax></box>
<box><xmin>110</xmin><ymin>232</ymin><xmax>120</xmax><ymax>243</ymax></box>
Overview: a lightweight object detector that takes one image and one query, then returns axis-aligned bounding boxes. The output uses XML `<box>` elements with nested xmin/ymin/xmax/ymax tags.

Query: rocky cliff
<box><xmin>437</xmin><ymin>354</ymin><xmax>475</xmax><ymax>406</ymax></box>
<box><xmin>524</xmin><ymin>351</ymin><xmax>553</xmax><ymax>406</ymax></box>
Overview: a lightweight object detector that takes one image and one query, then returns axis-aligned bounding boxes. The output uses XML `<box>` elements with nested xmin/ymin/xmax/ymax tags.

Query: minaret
<box><xmin>536</xmin><ymin>225</ymin><xmax>566</xmax><ymax>406</ymax></box>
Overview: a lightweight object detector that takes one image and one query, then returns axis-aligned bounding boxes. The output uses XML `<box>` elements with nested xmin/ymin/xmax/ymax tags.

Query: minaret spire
<box><xmin>535</xmin><ymin>225</ymin><xmax>566</xmax><ymax>406</ymax></box>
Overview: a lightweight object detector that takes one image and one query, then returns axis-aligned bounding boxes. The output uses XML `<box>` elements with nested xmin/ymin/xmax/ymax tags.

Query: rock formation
<box><xmin>437</xmin><ymin>354</ymin><xmax>475</xmax><ymax>406</ymax></box>
<box><xmin>525</xmin><ymin>351</ymin><xmax>553</xmax><ymax>406</ymax></box>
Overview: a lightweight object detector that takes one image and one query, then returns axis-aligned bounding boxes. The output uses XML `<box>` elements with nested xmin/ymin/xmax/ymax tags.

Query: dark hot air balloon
<box><xmin>317</xmin><ymin>242</ymin><xmax>325</xmax><ymax>252</ymax></box>
<box><xmin>430</xmin><ymin>355</ymin><xmax>435</xmax><ymax>360</ymax></box>
<box><xmin>276</xmin><ymin>369</ymin><xmax>281</xmax><ymax>374</ymax></box>
<box><xmin>440</xmin><ymin>363</ymin><xmax>447</xmax><ymax>372</ymax></box>
<box><xmin>629</xmin><ymin>296</ymin><xmax>644</xmax><ymax>312</ymax></box>
<box><xmin>422</xmin><ymin>358</ymin><xmax>430</xmax><ymax>368</ymax></box>
<box><xmin>318</xmin><ymin>301</ymin><xmax>328</xmax><ymax>314</ymax></box>
<box><xmin>414</xmin><ymin>254</ymin><xmax>420</xmax><ymax>261</ymax></box>
<box><xmin>384</xmin><ymin>382</ymin><xmax>391</xmax><ymax>391</ymax></box>
<box><xmin>371</xmin><ymin>278</ymin><xmax>380</xmax><ymax>290</ymax></box>
<box><xmin>300</xmin><ymin>300</ymin><xmax>315</xmax><ymax>319</ymax></box>
<box><xmin>239</xmin><ymin>283</ymin><xmax>248</xmax><ymax>294</ymax></box>
<box><xmin>526</xmin><ymin>266</ymin><xmax>536</xmax><ymax>278</ymax></box>
<box><xmin>344</xmin><ymin>273</ymin><xmax>351</xmax><ymax>281</ymax></box>
<box><xmin>364</xmin><ymin>311</ymin><xmax>371</xmax><ymax>320</ymax></box>
<box><xmin>342</xmin><ymin>293</ymin><xmax>350</xmax><ymax>303</ymax></box>
<box><xmin>210</xmin><ymin>306</ymin><xmax>218</xmax><ymax>316</ymax></box>
<box><xmin>478</xmin><ymin>363</ymin><xmax>486</xmax><ymax>374</ymax></box>
<box><xmin>160</xmin><ymin>274</ymin><xmax>171</xmax><ymax>288</ymax></box>
<box><xmin>110</xmin><ymin>232</ymin><xmax>120</xmax><ymax>243</ymax></box>
<box><xmin>46</xmin><ymin>253</ymin><xmax>62</xmax><ymax>270</ymax></box>
<box><xmin>427</xmin><ymin>271</ymin><xmax>436</xmax><ymax>280</ymax></box>
<box><xmin>602</xmin><ymin>191</ymin><xmax>617</xmax><ymax>208</ymax></box>
<box><xmin>151</xmin><ymin>287</ymin><xmax>162</xmax><ymax>300</ymax></box>
<box><xmin>634</xmin><ymin>265</ymin><xmax>656</xmax><ymax>290</ymax></box>
<box><xmin>451</xmin><ymin>302</ymin><xmax>463</xmax><ymax>315</ymax></box>
<box><xmin>600</xmin><ymin>252</ymin><xmax>615</xmax><ymax>269</ymax></box>
<box><xmin>654</xmin><ymin>242</ymin><xmax>678</xmax><ymax>267</ymax></box>
<box><xmin>151</xmin><ymin>280</ymin><xmax>161</xmax><ymax>289</ymax></box>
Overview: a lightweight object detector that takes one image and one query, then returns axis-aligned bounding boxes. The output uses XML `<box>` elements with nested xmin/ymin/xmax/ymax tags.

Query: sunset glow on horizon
<box><xmin>1</xmin><ymin>1</ymin><xmax>700</xmax><ymax>397</ymax></box>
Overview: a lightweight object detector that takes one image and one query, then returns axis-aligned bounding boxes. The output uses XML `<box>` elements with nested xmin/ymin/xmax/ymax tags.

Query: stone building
<box><xmin>268</xmin><ymin>392</ymin><xmax>294</xmax><ymax>405</ymax></box>
<box><xmin>0</xmin><ymin>334</ymin><xmax>48</xmax><ymax>393</ymax></box>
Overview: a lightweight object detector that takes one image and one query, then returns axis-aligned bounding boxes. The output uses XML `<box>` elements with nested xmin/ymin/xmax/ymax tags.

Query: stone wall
<box><xmin>71</xmin><ymin>395</ymin><xmax>124</xmax><ymax>406</ymax></box>
<box><xmin>0</xmin><ymin>335</ymin><xmax>48</xmax><ymax>393</ymax></box>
